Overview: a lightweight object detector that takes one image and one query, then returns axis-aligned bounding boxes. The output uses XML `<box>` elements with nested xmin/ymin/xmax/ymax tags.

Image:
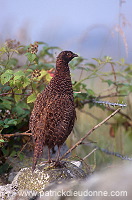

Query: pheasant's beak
<box><xmin>73</xmin><ymin>53</ymin><xmax>78</xmax><ymax>58</ymax></box>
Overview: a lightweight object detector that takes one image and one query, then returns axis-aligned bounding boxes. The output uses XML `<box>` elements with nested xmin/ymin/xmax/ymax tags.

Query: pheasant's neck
<box><xmin>49</xmin><ymin>63</ymin><xmax>73</xmax><ymax>95</ymax></box>
<box><xmin>56</xmin><ymin>59</ymin><xmax>69</xmax><ymax>71</ymax></box>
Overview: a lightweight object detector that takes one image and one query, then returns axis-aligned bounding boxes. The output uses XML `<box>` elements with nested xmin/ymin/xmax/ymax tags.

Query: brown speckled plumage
<box><xmin>29</xmin><ymin>51</ymin><xmax>78</xmax><ymax>171</ymax></box>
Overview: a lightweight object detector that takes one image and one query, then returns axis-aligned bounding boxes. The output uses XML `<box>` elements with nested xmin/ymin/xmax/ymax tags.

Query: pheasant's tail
<box><xmin>32</xmin><ymin>137</ymin><xmax>44</xmax><ymax>172</ymax></box>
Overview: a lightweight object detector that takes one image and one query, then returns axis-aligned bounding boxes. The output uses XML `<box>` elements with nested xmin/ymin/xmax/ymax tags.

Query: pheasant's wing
<box><xmin>44</xmin><ymin>93</ymin><xmax>76</xmax><ymax>147</ymax></box>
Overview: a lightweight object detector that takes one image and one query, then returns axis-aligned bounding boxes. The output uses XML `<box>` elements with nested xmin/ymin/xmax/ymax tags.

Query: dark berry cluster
<box><xmin>32</xmin><ymin>69</ymin><xmax>41</xmax><ymax>78</ymax></box>
<box><xmin>27</xmin><ymin>42</ymin><xmax>38</xmax><ymax>54</ymax></box>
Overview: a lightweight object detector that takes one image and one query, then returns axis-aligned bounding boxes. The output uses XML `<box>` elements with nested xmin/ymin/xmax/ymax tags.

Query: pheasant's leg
<box><xmin>56</xmin><ymin>145</ymin><xmax>61</xmax><ymax>162</ymax></box>
<box><xmin>48</xmin><ymin>148</ymin><xmax>52</xmax><ymax>163</ymax></box>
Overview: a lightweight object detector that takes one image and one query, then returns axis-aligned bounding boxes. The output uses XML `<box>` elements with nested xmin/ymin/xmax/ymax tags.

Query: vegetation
<box><xmin>0</xmin><ymin>40</ymin><xmax>131</xmax><ymax>175</ymax></box>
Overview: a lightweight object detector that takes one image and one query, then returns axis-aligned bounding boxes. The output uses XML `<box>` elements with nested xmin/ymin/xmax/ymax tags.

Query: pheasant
<box><xmin>29</xmin><ymin>51</ymin><xmax>78</xmax><ymax>171</ymax></box>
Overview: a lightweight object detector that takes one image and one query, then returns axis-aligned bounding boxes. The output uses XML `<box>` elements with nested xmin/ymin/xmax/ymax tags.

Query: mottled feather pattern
<box><xmin>29</xmin><ymin>51</ymin><xmax>78</xmax><ymax>171</ymax></box>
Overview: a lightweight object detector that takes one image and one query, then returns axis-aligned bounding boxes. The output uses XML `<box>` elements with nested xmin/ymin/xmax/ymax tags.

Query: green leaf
<box><xmin>70</xmin><ymin>57</ymin><xmax>84</xmax><ymax>69</ymax></box>
<box><xmin>86</xmin><ymin>63</ymin><xmax>97</xmax><ymax>68</ymax></box>
<box><xmin>1</xmin><ymin>70</ymin><xmax>14</xmax><ymax>85</ymax></box>
<box><xmin>0</xmin><ymin>120</ymin><xmax>4</xmax><ymax>127</ymax></box>
<box><xmin>87</xmin><ymin>89</ymin><xmax>95</xmax><ymax>96</ymax></box>
<box><xmin>10</xmin><ymin>49</ymin><xmax>19</xmax><ymax>54</ymax></box>
<box><xmin>8</xmin><ymin>58</ymin><xmax>18</xmax><ymax>67</ymax></box>
<box><xmin>0</xmin><ymin>99</ymin><xmax>12</xmax><ymax>110</ymax></box>
<box><xmin>103</xmin><ymin>79</ymin><xmax>114</xmax><ymax>86</ymax></box>
<box><xmin>13</xmin><ymin>71</ymin><xmax>25</xmax><ymax>84</ymax></box>
<box><xmin>26</xmin><ymin>69</ymin><xmax>33</xmax><ymax>73</ymax></box>
<box><xmin>0</xmin><ymin>47</ymin><xmax>7</xmax><ymax>56</ymax></box>
<box><xmin>27</xmin><ymin>93</ymin><xmax>37</xmax><ymax>103</ymax></box>
<box><xmin>3</xmin><ymin>125</ymin><xmax>9</xmax><ymax>128</ymax></box>
<box><xmin>18</xmin><ymin>152</ymin><xmax>24</xmax><ymax>160</ymax></box>
<box><xmin>124</xmin><ymin>66</ymin><xmax>132</xmax><ymax>72</ymax></box>
<box><xmin>14</xmin><ymin>89</ymin><xmax>22</xmax><ymax>102</ymax></box>
<box><xmin>120</xmin><ymin>58</ymin><xmax>125</xmax><ymax>64</ymax></box>
<box><xmin>10</xmin><ymin>150</ymin><xmax>17</xmax><ymax>157</ymax></box>
<box><xmin>0</xmin><ymin>85</ymin><xmax>11</xmax><ymax>93</ymax></box>
<box><xmin>14</xmin><ymin>70</ymin><xmax>25</xmax><ymax>77</ymax></box>
<box><xmin>23</xmin><ymin>77</ymin><xmax>31</xmax><ymax>88</ymax></box>
<box><xmin>0</xmin><ymin>47</ymin><xmax>6</xmax><ymax>53</ymax></box>
<box><xmin>104</xmin><ymin>56</ymin><xmax>112</xmax><ymax>62</ymax></box>
<box><xmin>14</xmin><ymin>81</ymin><xmax>23</xmax><ymax>88</ymax></box>
<box><xmin>43</xmin><ymin>63</ymin><xmax>54</xmax><ymax>69</ymax></box>
<box><xmin>92</xmin><ymin>58</ymin><xmax>102</xmax><ymax>64</ymax></box>
<box><xmin>5</xmin><ymin>119</ymin><xmax>18</xmax><ymax>126</ymax></box>
<box><xmin>45</xmin><ymin>73</ymin><xmax>52</xmax><ymax>83</ymax></box>
<box><xmin>14</xmin><ymin>75</ymin><xmax>22</xmax><ymax>82</ymax></box>
<box><xmin>17</xmin><ymin>101</ymin><xmax>30</xmax><ymax>110</ymax></box>
<box><xmin>25</xmin><ymin>52</ymin><xmax>37</xmax><ymax>63</ymax></box>
<box><xmin>0</xmin><ymin>163</ymin><xmax>11</xmax><ymax>174</ymax></box>
<box><xmin>0</xmin><ymin>139</ymin><xmax>6</xmax><ymax>143</ymax></box>
<box><xmin>37</xmin><ymin>41</ymin><xmax>47</xmax><ymax>45</ymax></box>
<box><xmin>12</xmin><ymin>102</ymin><xmax>30</xmax><ymax>117</ymax></box>
<box><xmin>1</xmin><ymin>147</ymin><xmax>9</xmax><ymax>156</ymax></box>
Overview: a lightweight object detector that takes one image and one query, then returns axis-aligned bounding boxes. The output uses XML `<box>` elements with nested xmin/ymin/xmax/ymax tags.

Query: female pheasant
<box><xmin>29</xmin><ymin>51</ymin><xmax>78</xmax><ymax>171</ymax></box>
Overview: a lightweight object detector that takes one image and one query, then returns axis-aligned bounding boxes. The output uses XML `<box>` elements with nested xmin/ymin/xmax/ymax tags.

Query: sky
<box><xmin>0</xmin><ymin>0</ymin><xmax>132</xmax><ymax>61</ymax></box>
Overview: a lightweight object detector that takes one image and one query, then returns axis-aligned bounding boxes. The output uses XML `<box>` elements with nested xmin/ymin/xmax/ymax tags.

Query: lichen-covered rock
<box><xmin>0</xmin><ymin>161</ymin><xmax>87</xmax><ymax>200</ymax></box>
<box><xmin>13</xmin><ymin>161</ymin><xmax>87</xmax><ymax>192</ymax></box>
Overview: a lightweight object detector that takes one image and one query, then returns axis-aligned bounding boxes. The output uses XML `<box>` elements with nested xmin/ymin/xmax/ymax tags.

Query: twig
<box><xmin>111</xmin><ymin>63</ymin><xmax>117</xmax><ymax>83</ymax></box>
<box><xmin>2</xmin><ymin>131</ymin><xmax>32</xmax><ymax>138</ymax></box>
<box><xmin>83</xmin><ymin>148</ymin><xmax>97</xmax><ymax>160</ymax></box>
<box><xmin>17</xmin><ymin>137</ymin><xmax>32</xmax><ymax>157</ymax></box>
<box><xmin>108</xmin><ymin>63</ymin><xmax>118</xmax><ymax>92</ymax></box>
<box><xmin>60</xmin><ymin>107</ymin><xmax>121</xmax><ymax>160</ymax></box>
<box><xmin>0</xmin><ymin>92</ymin><xmax>30</xmax><ymax>96</ymax></box>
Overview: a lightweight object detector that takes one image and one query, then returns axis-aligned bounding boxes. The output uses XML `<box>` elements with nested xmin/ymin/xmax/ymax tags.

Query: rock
<box><xmin>13</xmin><ymin>161</ymin><xmax>86</xmax><ymax>192</ymax></box>
<box><xmin>0</xmin><ymin>161</ymin><xmax>87</xmax><ymax>200</ymax></box>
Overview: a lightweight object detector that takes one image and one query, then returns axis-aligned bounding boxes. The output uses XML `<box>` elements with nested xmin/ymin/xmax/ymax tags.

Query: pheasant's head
<box><xmin>57</xmin><ymin>51</ymin><xmax>78</xmax><ymax>64</ymax></box>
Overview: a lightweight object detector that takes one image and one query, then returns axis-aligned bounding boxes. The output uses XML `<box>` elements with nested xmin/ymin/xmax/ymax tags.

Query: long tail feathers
<box><xmin>32</xmin><ymin>138</ymin><xmax>43</xmax><ymax>172</ymax></box>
